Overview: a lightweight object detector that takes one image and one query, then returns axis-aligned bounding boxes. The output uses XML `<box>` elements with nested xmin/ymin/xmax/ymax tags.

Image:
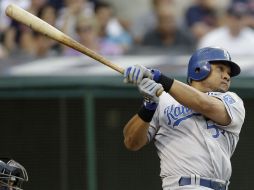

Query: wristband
<box><xmin>158</xmin><ymin>74</ymin><xmax>174</xmax><ymax>92</ymax></box>
<box><xmin>151</xmin><ymin>69</ymin><xmax>161</xmax><ymax>82</ymax></box>
<box><xmin>138</xmin><ymin>105</ymin><xmax>157</xmax><ymax>122</ymax></box>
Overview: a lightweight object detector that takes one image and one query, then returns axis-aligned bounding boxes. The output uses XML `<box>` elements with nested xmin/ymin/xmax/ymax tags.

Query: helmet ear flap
<box><xmin>187</xmin><ymin>61</ymin><xmax>211</xmax><ymax>84</ymax></box>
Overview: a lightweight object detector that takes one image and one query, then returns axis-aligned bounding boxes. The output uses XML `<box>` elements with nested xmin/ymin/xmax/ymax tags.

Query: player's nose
<box><xmin>223</xmin><ymin>72</ymin><xmax>230</xmax><ymax>81</ymax></box>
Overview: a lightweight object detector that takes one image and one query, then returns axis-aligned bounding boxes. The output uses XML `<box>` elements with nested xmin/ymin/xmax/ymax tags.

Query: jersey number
<box><xmin>207</xmin><ymin>124</ymin><xmax>225</xmax><ymax>138</ymax></box>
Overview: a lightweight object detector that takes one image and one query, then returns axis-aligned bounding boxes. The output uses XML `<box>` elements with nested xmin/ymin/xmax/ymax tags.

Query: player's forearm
<box><xmin>123</xmin><ymin>114</ymin><xmax>149</xmax><ymax>151</ymax></box>
<box><xmin>166</xmin><ymin>80</ymin><xmax>231</xmax><ymax>125</ymax></box>
<box><xmin>168</xmin><ymin>80</ymin><xmax>211</xmax><ymax>113</ymax></box>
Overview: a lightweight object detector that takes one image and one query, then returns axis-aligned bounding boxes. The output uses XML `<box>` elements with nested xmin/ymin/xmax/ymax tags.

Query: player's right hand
<box><xmin>138</xmin><ymin>78</ymin><xmax>162</xmax><ymax>104</ymax></box>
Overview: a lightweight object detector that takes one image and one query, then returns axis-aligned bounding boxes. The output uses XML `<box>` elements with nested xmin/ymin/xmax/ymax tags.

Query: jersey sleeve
<box><xmin>207</xmin><ymin>91</ymin><xmax>245</xmax><ymax>135</ymax></box>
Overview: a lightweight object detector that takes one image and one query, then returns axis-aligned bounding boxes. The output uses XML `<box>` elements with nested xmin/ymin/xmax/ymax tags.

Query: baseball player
<box><xmin>123</xmin><ymin>47</ymin><xmax>245</xmax><ymax>190</ymax></box>
<box><xmin>0</xmin><ymin>158</ymin><xmax>28</xmax><ymax>190</ymax></box>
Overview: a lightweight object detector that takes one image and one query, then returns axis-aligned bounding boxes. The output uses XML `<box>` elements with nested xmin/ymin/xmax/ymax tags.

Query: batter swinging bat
<box><xmin>5</xmin><ymin>4</ymin><xmax>163</xmax><ymax>96</ymax></box>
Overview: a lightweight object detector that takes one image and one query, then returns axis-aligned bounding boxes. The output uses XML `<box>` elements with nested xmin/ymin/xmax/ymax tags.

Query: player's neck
<box><xmin>191</xmin><ymin>82</ymin><xmax>209</xmax><ymax>93</ymax></box>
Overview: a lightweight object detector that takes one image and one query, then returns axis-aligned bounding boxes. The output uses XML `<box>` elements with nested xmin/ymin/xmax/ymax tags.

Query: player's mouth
<box><xmin>221</xmin><ymin>80</ymin><xmax>229</xmax><ymax>86</ymax></box>
<box><xmin>220</xmin><ymin>81</ymin><xmax>229</xmax><ymax>91</ymax></box>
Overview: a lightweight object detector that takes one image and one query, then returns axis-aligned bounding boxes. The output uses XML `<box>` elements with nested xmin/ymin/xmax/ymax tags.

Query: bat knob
<box><xmin>156</xmin><ymin>87</ymin><xmax>164</xmax><ymax>97</ymax></box>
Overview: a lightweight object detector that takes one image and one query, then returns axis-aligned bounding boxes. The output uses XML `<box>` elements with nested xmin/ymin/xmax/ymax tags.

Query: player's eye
<box><xmin>216</xmin><ymin>66</ymin><xmax>223</xmax><ymax>72</ymax></box>
<box><xmin>218</xmin><ymin>65</ymin><xmax>231</xmax><ymax>77</ymax></box>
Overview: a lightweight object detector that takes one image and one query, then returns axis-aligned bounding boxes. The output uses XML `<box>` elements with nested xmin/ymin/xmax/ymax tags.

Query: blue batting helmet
<box><xmin>187</xmin><ymin>47</ymin><xmax>241</xmax><ymax>84</ymax></box>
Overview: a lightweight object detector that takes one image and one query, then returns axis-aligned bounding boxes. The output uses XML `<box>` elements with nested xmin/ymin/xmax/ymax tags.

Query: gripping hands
<box><xmin>124</xmin><ymin>65</ymin><xmax>164</xmax><ymax>97</ymax></box>
<box><xmin>124</xmin><ymin>65</ymin><xmax>174</xmax><ymax>122</ymax></box>
<box><xmin>124</xmin><ymin>65</ymin><xmax>167</xmax><ymax>122</ymax></box>
<box><xmin>124</xmin><ymin>64</ymin><xmax>164</xmax><ymax>109</ymax></box>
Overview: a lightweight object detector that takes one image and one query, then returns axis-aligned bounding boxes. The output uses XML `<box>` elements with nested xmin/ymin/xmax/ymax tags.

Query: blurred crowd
<box><xmin>1</xmin><ymin>0</ymin><xmax>254</xmax><ymax>62</ymax></box>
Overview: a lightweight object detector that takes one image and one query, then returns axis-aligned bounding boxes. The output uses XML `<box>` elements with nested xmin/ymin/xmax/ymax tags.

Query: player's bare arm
<box><xmin>123</xmin><ymin>78</ymin><xmax>162</xmax><ymax>151</ymax></box>
<box><xmin>123</xmin><ymin>114</ymin><xmax>149</xmax><ymax>151</ymax></box>
<box><xmin>169</xmin><ymin>80</ymin><xmax>231</xmax><ymax>126</ymax></box>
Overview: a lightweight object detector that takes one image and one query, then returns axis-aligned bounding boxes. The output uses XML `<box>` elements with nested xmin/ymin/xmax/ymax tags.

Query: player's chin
<box><xmin>217</xmin><ymin>85</ymin><xmax>229</xmax><ymax>93</ymax></box>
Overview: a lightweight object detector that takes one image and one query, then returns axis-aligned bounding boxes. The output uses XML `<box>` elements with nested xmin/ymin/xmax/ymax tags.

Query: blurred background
<box><xmin>0</xmin><ymin>0</ymin><xmax>254</xmax><ymax>190</ymax></box>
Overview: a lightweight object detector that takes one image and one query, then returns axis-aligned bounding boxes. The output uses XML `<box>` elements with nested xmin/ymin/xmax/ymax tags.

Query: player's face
<box><xmin>201</xmin><ymin>63</ymin><xmax>231</xmax><ymax>92</ymax></box>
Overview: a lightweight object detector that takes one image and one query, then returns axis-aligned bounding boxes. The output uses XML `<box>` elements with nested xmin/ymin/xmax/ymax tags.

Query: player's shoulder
<box><xmin>207</xmin><ymin>91</ymin><xmax>243</xmax><ymax>104</ymax></box>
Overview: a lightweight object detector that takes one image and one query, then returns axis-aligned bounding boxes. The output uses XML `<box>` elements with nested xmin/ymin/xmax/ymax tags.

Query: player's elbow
<box><xmin>124</xmin><ymin>137</ymin><xmax>143</xmax><ymax>151</ymax></box>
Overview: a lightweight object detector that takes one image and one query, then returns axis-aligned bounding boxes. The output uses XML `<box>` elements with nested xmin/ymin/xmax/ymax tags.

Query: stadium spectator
<box><xmin>223</xmin><ymin>0</ymin><xmax>254</xmax><ymax>29</ymax></box>
<box><xmin>48</xmin><ymin>0</ymin><xmax>65</xmax><ymax>11</ymax></box>
<box><xmin>3</xmin><ymin>0</ymin><xmax>47</xmax><ymax>56</ymax></box>
<box><xmin>130</xmin><ymin>0</ymin><xmax>174</xmax><ymax>44</ymax></box>
<box><xmin>37</xmin><ymin>3</ymin><xmax>61</xmax><ymax>55</ymax></box>
<box><xmin>0</xmin><ymin>43</ymin><xmax>8</xmax><ymax>59</ymax></box>
<box><xmin>0</xmin><ymin>0</ymin><xmax>30</xmax><ymax>33</ymax></box>
<box><xmin>27</xmin><ymin>0</ymin><xmax>48</xmax><ymax>14</ymax></box>
<box><xmin>243</xmin><ymin>0</ymin><xmax>254</xmax><ymax>28</ymax></box>
<box><xmin>33</xmin><ymin>32</ymin><xmax>59</xmax><ymax>58</ymax></box>
<box><xmin>56</xmin><ymin>0</ymin><xmax>94</xmax><ymax>40</ymax></box>
<box><xmin>4</xmin><ymin>23</ymin><xmax>35</xmax><ymax>58</ymax></box>
<box><xmin>141</xmin><ymin>4</ymin><xmax>195</xmax><ymax>54</ymax></box>
<box><xmin>94</xmin><ymin>1</ymin><xmax>132</xmax><ymax>55</ymax></box>
<box><xmin>64</xmin><ymin>15</ymin><xmax>99</xmax><ymax>56</ymax></box>
<box><xmin>198</xmin><ymin>2</ymin><xmax>254</xmax><ymax>56</ymax></box>
<box><xmin>185</xmin><ymin>0</ymin><xmax>219</xmax><ymax>41</ymax></box>
<box><xmin>38</xmin><ymin>3</ymin><xmax>58</xmax><ymax>26</ymax></box>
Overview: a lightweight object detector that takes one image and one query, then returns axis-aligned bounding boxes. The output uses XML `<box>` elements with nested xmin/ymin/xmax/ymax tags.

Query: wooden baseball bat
<box><xmin>5</xmin><ymin>4</ymin><xmax>163</xmax><ymax>96</ymax></box>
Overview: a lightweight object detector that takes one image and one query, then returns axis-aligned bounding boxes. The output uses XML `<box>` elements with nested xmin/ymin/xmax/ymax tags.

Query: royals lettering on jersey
<box><xmin>163</xmin><ymin>104</ymin><xmax>201</xmax><ymax>128</ymax></box>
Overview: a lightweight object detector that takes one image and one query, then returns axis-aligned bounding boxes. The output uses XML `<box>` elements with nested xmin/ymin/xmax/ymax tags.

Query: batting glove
<box><xmin>123</xmin><ymin>65</ymin><xmax>161</xmax><ymax>85</ymax></box>
<box><xmin>138</xmin><ymin>78</ymin><xmax>162</xmax><ymax>105</ymax></box>
<box><xmin>137</xmin><ymin>78</ymin><xmax>162</xmax><ymax>122</ymax></box>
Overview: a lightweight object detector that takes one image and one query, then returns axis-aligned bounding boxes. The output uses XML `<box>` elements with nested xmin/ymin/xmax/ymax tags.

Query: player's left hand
<box><xmin>123</xmin><ymin>64</ymin><xmax>162</xmax><ymax>85</ymax></box>
<box><xmin>138</xmin><ymin>78</ymin><xmax>162</xmax><ymax>104</ymax></box>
